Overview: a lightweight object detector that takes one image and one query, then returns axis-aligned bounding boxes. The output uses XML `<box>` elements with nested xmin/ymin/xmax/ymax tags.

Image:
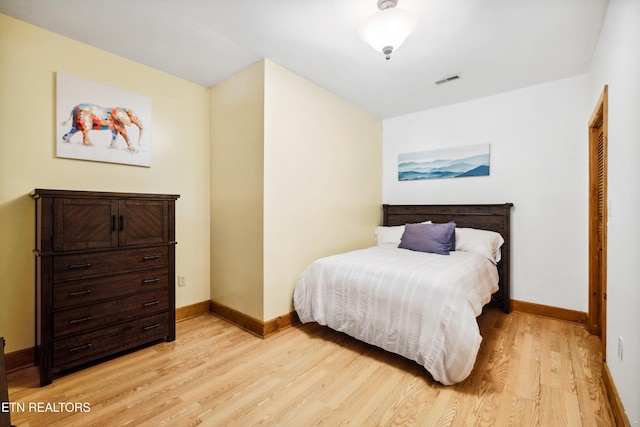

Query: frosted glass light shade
<box><xmin>359</xmin><ymin>7</ymin><xmax>416</xmax><ymax>55</ymax></box>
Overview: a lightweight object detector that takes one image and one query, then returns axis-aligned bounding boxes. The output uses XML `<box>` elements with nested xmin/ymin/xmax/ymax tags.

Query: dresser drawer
<box><xmin>53</xmin><ymin>312</ymin><xmax>169</xmax><ymax>372</ymax></box>
<box><xmin>54</xmin><ymin>291</ymin><xmax>169</xmax><ymax>337</ymax></box>
<box><xmin>54</xmin><ymin>246</ymin><xmax>169</xmax><ymax>282</ymax></box>
<box><xmin>54</xmin><ymin>269</ymin><xmax>168</xmax><ymax>310</ymax></box>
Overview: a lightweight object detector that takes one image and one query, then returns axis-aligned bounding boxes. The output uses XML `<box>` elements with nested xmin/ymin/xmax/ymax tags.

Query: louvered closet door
<box><xmin>588</xmin><ymin>86</ymin><xmax>607</xmax><ymax>356</ymax></box>
<box><xmin>596</xmin><ymin>124</ymin><xmax>607</xmax><ymax>340</ymax></box>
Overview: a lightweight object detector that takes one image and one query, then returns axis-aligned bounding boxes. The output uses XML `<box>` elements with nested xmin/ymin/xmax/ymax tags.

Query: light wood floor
<box><xmin>7</xmin><ymin>306</ymin><xmax>614</xmax><ymax>426</ymax></box>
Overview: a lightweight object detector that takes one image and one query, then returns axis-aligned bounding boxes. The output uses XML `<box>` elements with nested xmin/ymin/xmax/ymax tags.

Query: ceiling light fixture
<box><xmin>359</xmin><ymin>0</ymin><xmax>416</xmax><ymax>60</ymax></box>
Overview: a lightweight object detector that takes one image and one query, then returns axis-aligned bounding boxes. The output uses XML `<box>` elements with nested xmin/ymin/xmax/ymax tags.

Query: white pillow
<box><xmin>374</xmin><ymin>225</ymin><xmax>406</xmax><ymax>245</ymax></box>
<box><xmin>455</xmin><ymin>227</ymin><xmax>505</xmax><ymax>264</ymax></box>
<box><xmin>375</xmin><ymin>221</ymin><xmax>432</xmax><ymax>245</ymax></box>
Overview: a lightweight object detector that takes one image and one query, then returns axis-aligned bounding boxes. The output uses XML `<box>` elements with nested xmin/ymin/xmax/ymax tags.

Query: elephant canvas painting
<box><xmin>56</xmin><ymin>72</ymin><xmax>152</xmax><ymax>167</ymax></box>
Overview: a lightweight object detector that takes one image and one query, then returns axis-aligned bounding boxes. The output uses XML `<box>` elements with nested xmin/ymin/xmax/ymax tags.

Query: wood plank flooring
<box><xmin>7</xmin><ymin>306</ymin><xmax>615</xmax><ymax>426</ymax></box>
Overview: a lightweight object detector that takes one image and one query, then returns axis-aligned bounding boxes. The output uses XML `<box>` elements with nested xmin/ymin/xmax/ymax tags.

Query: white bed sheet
<box><xmin>293</xmin><ymin>244</ymin><xmax>499</xmax><ymax>385</ymax></box>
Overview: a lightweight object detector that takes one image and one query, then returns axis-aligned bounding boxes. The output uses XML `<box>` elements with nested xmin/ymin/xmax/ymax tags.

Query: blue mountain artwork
<box><xmin>398</xmin><ymin>153</ymin><xmax>490</xmax><ymax>181</ymax></box>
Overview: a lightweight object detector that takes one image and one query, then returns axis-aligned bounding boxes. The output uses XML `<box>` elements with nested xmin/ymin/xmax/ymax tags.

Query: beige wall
<box><xmin>263</xmin><ymin>60</ymin><xmax>382</xmax><ymax>319</ymax></box>
<box><xmin>0</xmin><ymin>14</ymin><xmax>382</xmax><ymax>352</ymax></box>
<box><xmin>209</xmin><ymin>61</ymin><xmax>266</xmax><ymax>320</ymax></box>
<box><xmin>0</xmin><ymin>14</ymin><xmax>212</xmax><ymax>353</ymax></box>
<box><xmin>210</xmin><ymin>59</ymin><xmax>382</xmax><ymax>322</ymax></box>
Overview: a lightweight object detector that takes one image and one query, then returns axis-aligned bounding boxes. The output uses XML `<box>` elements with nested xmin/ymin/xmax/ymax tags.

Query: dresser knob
<box><xmin>69</xmin><ymin>343</ymin><xmax>92</xmax><ymax>353</ymax></box>
<box><xmin>69</xmin><ymin>289</ymin><xmax>92</xmax><ymax>297</ymax></box>
<box><xmin>143</xmin><ymin>323</ymin><xmax>160</xmax><ymax>331</ymax></box>
<box><xmin>67</xmin><ymin>263</ymin><xmax>92</xmax><ymax>269</ymax></box>
<box><xmin>142</xmin><ymin>300</ymin><xmax>160</xmax><ymax>307</ymax></box>
<box><xmin>69</xmin><ymin>316</ymin><xmax>93</xmax><ymax>324</ymax></box>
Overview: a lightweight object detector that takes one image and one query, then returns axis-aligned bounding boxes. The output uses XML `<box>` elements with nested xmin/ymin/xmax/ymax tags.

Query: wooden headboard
<box><xmin>383</xmin><ymin>204</ymin><xmax>514</xmax><ymax>313</ymax></box>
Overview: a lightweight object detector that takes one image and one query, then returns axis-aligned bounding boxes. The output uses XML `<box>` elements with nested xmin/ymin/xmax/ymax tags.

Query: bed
<box><xmin>293</xmin><ymin>204</ymin><xmax>513</xmax><ymax>385</ymax></box>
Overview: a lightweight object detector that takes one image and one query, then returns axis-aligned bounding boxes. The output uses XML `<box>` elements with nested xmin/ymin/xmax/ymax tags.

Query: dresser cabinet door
<box><xmin>52</xmin><ymin>198</ymin><xmax>170</xmax><ymax>250</ymax></box>
<box><xmin>118</xmin><ymin>199</ymin><xmax>169</xmax><ymax>246</ymax></box>
<box><xmin>54</xmin><ymin>198</ymin><xmax>118</xmax><ymax>251</ymax></box>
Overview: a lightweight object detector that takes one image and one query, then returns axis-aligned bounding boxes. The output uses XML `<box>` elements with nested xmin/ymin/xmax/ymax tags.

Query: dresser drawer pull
<box><xmin>142</xmin><ymin>255</ymin><xmax>160</xmax><ymax>261</ymax></box>
<box><xmin>143</xmin><ymin>323</ymin><xmax>161</xmax><ymax>331</ymax></box>
<box><xmin>69</xmin><ymin>316</ymin><xmax>93</xmax><ymax>324</ymax></box>
<box><xmin>142</xmin><ymin>300</ymin><xmax>161</xmax><ymax>307</ymax></box>
<box><xmin>67</xmin><ymin>263</ymin><xmax>92</xmax><ymax>269</ymax></box>
<box><xmin>69</xmin><ymin>343</ymin><xmax>92</xmax><ymax>353</ymax></box>
<box><xmin>69</xmin><ymin>289</ymin><xmax>93</xmax><ymax>297</ymax></box>
<box><xmin>141</xmin><ymin>278</ymin><xmax>160</xmax><ymax>285</ymax></box>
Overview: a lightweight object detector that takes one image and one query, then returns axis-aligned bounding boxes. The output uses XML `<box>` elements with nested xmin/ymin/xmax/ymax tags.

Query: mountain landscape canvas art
<box><xmin>398</xmin><ymin>144</ymin><xmax>490</xmax><ymax>181</ymax></box>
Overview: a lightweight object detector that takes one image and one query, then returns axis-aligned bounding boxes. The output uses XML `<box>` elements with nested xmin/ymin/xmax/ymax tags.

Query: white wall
<box><xmin>383</xmin><ymin>75</ymin><xmax>590</xmax><ymax>311</ymax></box>
<box><xmin>588</xmin><ymin>0</ymin><xmax>640</xmax><ymax>422</ymax></box>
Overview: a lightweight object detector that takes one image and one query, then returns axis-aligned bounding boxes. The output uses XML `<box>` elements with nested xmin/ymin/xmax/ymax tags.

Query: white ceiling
<box><xmin>0</xmin><ymin>0</ymin><xmax>609</xmax><ymax>118</ymax></box>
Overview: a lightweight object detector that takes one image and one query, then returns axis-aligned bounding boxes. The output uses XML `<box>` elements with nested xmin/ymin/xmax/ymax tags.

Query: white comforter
<box><xmin>293</xmin><ymin>244</ymin><xmax>499</xmax><ymax>385</ymax></box>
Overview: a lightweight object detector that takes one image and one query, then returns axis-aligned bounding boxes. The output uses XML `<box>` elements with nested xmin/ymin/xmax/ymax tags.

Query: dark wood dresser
<box><xmin>31</xmin><ymin>189</ymin><xmax>179</xmax><ymax>386</ymax></box>
<box><xmin>1</xmin><ymin>337</ymin><xmax>12</xmax><ymax>427</ymax></box>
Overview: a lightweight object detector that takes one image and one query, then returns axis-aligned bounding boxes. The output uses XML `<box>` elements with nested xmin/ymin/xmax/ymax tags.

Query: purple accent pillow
<box><xmin>398</xmin><ymin>222</ymin><xmax>456</xmax><ymax>255</ymax></box>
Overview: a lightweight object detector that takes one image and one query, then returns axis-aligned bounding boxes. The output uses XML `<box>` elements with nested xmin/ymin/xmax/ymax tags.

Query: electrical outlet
<box><xmin>178</xmin><ymin>275</ymin><xmax>186</xmax><ymax>287</ymax></box>
<box><xmin>617</xmin><ymin>336</ymin><xmax>623</xmax><ymax>361</ymax></box>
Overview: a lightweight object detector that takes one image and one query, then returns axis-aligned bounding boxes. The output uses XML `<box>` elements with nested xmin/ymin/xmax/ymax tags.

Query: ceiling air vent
<box><xmin>435</xmin><ymin>74</ymin><xmax>461</xmax><ymax>85</ymax></box>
